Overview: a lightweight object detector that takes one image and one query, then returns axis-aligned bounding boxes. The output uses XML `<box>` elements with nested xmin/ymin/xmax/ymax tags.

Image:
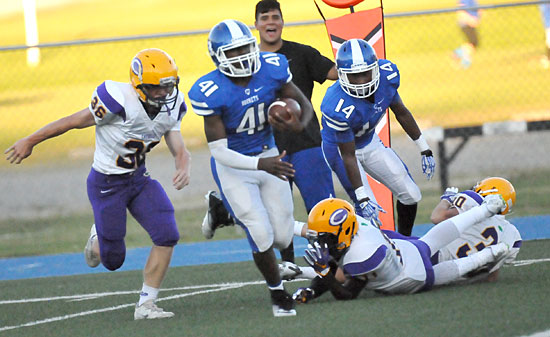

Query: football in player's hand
<box><xmin>268</xmin><ymin>98</ymin><xmax>302</xmax><ymax>122</ymax></box>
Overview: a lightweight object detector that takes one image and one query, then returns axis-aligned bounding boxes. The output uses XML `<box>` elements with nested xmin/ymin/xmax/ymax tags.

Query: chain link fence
<box><xmin>0</xmin><ymin>2</ymin><xmax>548</xmax><ymax>220</ymax></box>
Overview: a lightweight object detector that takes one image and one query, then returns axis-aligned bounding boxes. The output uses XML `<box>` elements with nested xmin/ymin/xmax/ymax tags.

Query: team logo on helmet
<box><xmin>131</xmin><ymin>57</ymin><xmax>143</xmax><ymax>81</ymax></box>
<box><xmin>329</xmin><ymin>209</ymin><xmax>348</xmax><ymax>227</ymax></box>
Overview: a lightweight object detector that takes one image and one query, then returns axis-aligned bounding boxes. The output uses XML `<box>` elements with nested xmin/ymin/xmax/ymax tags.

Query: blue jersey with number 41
<box><xmin>188</xmin><ymin>52</ymin><xmax>292</xmax><ymax>155</ymax></box>
<box><xmin>320</xmin><ymin>59</ymin><xmax>400</xmax><ymax>149</ymax></box>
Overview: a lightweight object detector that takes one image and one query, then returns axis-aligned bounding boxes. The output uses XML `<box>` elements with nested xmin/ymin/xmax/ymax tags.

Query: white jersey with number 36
<box><xmin>88</xmin><ymin>80</ymin><xmax>186</xmax><ymax>175</ymax></box>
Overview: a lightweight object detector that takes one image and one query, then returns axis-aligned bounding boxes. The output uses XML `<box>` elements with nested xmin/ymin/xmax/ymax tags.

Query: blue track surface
<box><xmin>1</xmin><ymin>215</ymin><xmax>548</xmax><ymax>281</ymax></box>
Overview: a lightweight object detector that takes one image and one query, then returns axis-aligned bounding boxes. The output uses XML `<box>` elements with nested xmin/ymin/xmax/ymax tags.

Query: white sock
<box><xmin>299</xmin><ymin>266</ymin><xmax>318</xmax><ymax>280</ymax></box>
<box><xmin>433</xmin><ymin>261</ymin><xmax>461</xmax><ymax>286</ymax></box>
<box><xmin>138</xmin><ymin>283</ymin><xmax>159</xmax><ymax>306</ymax></box>
<box><xmin>452</xmin><ymin>205</ymin><xmax>491</xmax><ymax>233</ymax></box>
<box><xmin>268</xmin><ymin>282</ymin><xmax>284</xmax><ymax>291</ymax></box>
<box><xmin>455</xmin><ymin>248</ymin><xmax>494</xmax><ymax>276</ymax></box>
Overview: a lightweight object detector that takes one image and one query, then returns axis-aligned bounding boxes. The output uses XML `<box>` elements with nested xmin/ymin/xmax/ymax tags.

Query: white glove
<box><xmin>440</xmin><ymin>187</ymin><xmax>459</xmax><ymax>202</ymax></box>
<box><xmin>358</xmin><ymin>198</ymin><xmax>386</xmax><ymax>221</ymax></box>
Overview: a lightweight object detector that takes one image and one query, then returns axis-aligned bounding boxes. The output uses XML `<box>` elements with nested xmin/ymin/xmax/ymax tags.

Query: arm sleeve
<box><xmin>317</xmin><ymin>272</ymin><xmax>367</xmax><ymax>300</ymax></box>
<box><xmin>208</xmin><ymin>138</ymin><xmax>259</xmax><ymax>170</ymax></box>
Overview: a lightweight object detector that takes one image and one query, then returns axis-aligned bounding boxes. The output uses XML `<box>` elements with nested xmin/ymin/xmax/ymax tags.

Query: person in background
<box><xmin>453</xmin><ymin>0</ymin><xmax>482</xmax><ymax>68</ymax></box>
<box><xmin>540</xmin><ymin>3</ymin><xmax>550</xmax><ymax>69</ymax></box>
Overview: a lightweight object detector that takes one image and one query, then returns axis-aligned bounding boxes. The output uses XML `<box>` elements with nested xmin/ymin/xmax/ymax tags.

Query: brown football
<box><xmin>267</xmin><ymin>98</ymin><xmax>302</xmax><ymax>121</ymax></box>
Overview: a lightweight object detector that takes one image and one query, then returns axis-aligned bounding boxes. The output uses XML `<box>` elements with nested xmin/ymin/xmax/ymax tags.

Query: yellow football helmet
<box><xmin>473</xmin><ymin>177</ymin><xmax>516</xmax><ymax>215</ymax></box>
<box><xmin>307</xmin><ymin>198</ymin><xmax>358</xmax><ymax>250</ymax></box>
<box><xmin>130</xmin><ymin>48</ymin><xmax>179</xmax><ymax>109</ymax></box>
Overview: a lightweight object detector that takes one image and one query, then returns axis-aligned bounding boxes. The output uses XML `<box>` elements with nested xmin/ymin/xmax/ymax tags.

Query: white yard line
<box><xmin>0</xmin><ymin>258</ymin><xmax>547</xmax><ymax>333</ymax></box>
<box><xmin>0</xmin><ymin>280</ymin><xmax>269</xmax><ymax>332</ymax></box>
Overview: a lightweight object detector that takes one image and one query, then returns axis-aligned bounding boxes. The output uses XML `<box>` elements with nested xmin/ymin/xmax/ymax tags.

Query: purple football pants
<box><xmin>87</xmin><ymin>165</ymin><xmax>179</xmax><ymax>271</ymax></box>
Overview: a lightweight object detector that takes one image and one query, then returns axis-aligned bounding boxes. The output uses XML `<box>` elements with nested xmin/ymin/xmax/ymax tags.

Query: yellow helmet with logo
<box><xmin>473</xmin><ymin>177</ymin><xmax>516</xmax><ymax>215</ymax></box>
<box><xmin>307</xmin><ymin>198</ymin><xmax>358</xmax><ymax>250</ymax></box>
<box><xmin>129</xmin><ymin>48</ymin><xmax>179</xmax><ymax>109</ymax></box>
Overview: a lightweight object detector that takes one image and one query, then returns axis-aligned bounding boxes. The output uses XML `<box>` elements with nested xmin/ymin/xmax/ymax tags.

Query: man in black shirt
<box><xmin>200</xmin><ymin>0</ymin><xmax>338</xmax><ymax>263</ymax></box>
<box><xmin>253</xmin><ymin>0</ymin><xmax>338</xmax><ymax>262</ymax></box>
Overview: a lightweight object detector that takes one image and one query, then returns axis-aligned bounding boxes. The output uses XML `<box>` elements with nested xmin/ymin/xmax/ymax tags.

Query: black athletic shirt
<box><xmin>273</xmin><ymin>40</ymin><xmax>335</xmax><ymax>154</ymax></box>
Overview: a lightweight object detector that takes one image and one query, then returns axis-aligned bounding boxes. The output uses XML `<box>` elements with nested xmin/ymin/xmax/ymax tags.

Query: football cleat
<box><xmin>482</xmin><ymin>194</ymin><xmax>506</xmax><ymax>215</ymax></box>
<box><xmin>201</xmin><ymin>190</ymin><xmax>235</xmax><ymax>239</ymax></box>
<box><xmin>270</xmin><ymin>290</ymin><xmax>296</xmax><ymax>317</ymax></box>
<box><xmin>292</xmin><ymin>287</ymin><xmax>316</xmax><ymax>304</ymax></box>
<box><xmin>84</xmin><ymin>224</ymin><xmax>100</xmax><ymax>268</ymax></box>
<box><xmin>134</xmin><ymin>300</ymin><xmax>175</xmax><ymax>320</ymax></box>
<box><xmin>486</xmin><ymin>242</ymin><xmax>511</xmax><ymax>274</ymax></box>
<box><xmin>278</xmin><ymin>262</ymin><xmax>303</xmax><ymax>281</ymax></box>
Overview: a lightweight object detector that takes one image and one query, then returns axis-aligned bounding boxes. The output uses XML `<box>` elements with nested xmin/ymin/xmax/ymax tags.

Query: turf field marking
<box><xmin>510</xmin><ymin>258</ymin><xmax>550</xmax><ymax>267</ymax></box>
<box><xmin>0</xmin><ymin>280</ymin><xmax>268</xmax><ymax>332</ymax></box>
<box><xmin>519</xmin><ymin>329</ymin><xmax>550</xmax><ymax>337</ymax></box>
<box><xmin>0</xmin><ymin>281</ymin><xmax>266</xmax><ymax>305</ymax></box>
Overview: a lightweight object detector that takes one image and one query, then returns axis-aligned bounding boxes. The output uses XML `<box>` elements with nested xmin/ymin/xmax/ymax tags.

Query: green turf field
<box><xmin>0</xmin><ymin>239</ymin><xmax>549</xmax><ymax>337</ymax></box>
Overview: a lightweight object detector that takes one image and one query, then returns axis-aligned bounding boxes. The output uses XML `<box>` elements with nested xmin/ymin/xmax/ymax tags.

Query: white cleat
<box><xmin>487</xmin><ymin>242</ymin><xmax>511</xmax><ymax>273</ymax></box>
<box><xmin>84</xmin><ymin>224</ymin><xmax>100</xmax><ymax>268</ymax></box>
<box><xmin>278</xmin><ymin>262</ymin><xmax>303</xmax><ymax>281</ymax></box>
<box><xmin>134</xmin><ymin>300</ymin><xmax>175</xmax><ymax>320</ymax></box>
<box><xmin>201</xmin><ymin>212</ymin><xmax>215</xmax><ymax>240</ymax></box>
<box><xmin>482</xmin><ymin>194</ymin><xmax>506</xmax><ymax>215</ymax></box>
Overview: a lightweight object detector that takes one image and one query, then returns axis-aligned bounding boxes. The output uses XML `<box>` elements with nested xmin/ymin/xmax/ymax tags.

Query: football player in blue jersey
<box><xmin>320</xmin><ymin>39</ymin><xmax>436</xmax><ymax>237</ymax></box>
<box><xmin>188</xmin><ymin>19</ymin><xmax>313</xmax><ymax>317</ymax></box>
<box><xmin>198</xmin><ymin>0</ymin><xmax>338</xmax><ymax>263</ymax></box>
<box><xmin>5</xmin><ymin>48</ymin><xmax>191</xmax><ymax>319</ymax></box>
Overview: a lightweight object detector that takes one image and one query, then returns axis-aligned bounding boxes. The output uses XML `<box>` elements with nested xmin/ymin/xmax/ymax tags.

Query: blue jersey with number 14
<box><xmin>188</xmin><ymin>52</ymin><xmax>292</xmax><ymax>155</ymax></box>
<box><xmin>321</xmin><ymin>59</ymin><xmax>400</xmax><ymax>149</ymax></box>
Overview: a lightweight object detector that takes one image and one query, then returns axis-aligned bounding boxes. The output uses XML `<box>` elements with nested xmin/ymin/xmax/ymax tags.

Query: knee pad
<box><xmin>151</xmin><ymin>225</ymin><xmax>180</xmax><ymax>247</ymax></box>
<box><xmin>99</xmin><ymin>238</ymin><xmax>126</xmax><ymax>271</ymax></box>
<box><xmin>396</xmin><ymin>183</ymin><xmax>422</xmax><ymax>205</ymax></box>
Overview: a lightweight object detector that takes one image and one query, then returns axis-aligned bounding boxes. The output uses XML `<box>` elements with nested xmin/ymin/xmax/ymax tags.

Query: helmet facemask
<box><xmin>338</xmin><ymin>62</ymin><xmax>380</xmax><ymax>98</ymax></box>
<box><xmin>210</xmin><ymin>38</ymin><xmax>260</xmax><ymax>77</ymax></box>
<box><xmin>137</xmin><ymin>76</ymin><xmax>180</xmax><ymax>111</ymax></box>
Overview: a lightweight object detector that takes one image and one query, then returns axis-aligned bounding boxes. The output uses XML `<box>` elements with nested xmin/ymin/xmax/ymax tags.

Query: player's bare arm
<box><xmin>5</xmin><ymin>107</ymin><xmax>96</xmax><ymax>164</ymax></box>
<box><xmin>389</xmin><ymin>93</ymin><xmax>422</xmax><ymax>141</ymax></box>
<box><xmin>204</xmin><ymin>114</ymin><xmax>294</xmax><ymax>180</ymax></box>
<box><xmin>326</xmin><ymin>65</ymin><xmax>338</xmax><ymax>81</ymax></box>
<box><xmin>275</xmin><ymin>81</ymin><xmax>313</xmax><ymax>132</ymax></box>
<box><xmin>165</xmin><ymin>130</ymin><xmax>191</xmax><ymax>190</ymax></box>
<box><xmin>431</xmin><ymin>199</ymin><xmax>459</xmax><ymax>224</ymax></box>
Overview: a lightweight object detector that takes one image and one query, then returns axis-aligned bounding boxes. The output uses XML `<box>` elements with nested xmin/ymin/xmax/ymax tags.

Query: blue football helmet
<box><xmin>208</xmin><ymin>19</ymin><xmax>260</xmax><ymax>77</ymax></box>
<box><xmin>336</xmin><ymin>39</ymin><xmax>380</xmax><ymax>98</ymax></box>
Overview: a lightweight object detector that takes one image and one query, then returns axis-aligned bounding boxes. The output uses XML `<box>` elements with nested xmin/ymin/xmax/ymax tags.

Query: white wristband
<box><xmin>414</xmin><ymin>134</ymin><xmax>430</xmax><ymax>152</ymax></box>
<box><xmin>355</xmin><ymin>187</ymin><xmax>368</xmax><ymax>202</ymax></box>
<box><xmin>294</xmin><ymin>221</ymin><xmax>306</xmax><ymax>237</ymax></box>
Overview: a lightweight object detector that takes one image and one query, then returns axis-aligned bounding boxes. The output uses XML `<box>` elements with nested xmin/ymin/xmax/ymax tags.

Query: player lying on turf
<box><xmin>280</xmin><ymin>177</ymin><xmax>521</xmax><ymax>285</ymax></box>
<box><xmin>290</xmin><ymin>193</ymin><xmax>511</xmax><ymax>302</ymax></box>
